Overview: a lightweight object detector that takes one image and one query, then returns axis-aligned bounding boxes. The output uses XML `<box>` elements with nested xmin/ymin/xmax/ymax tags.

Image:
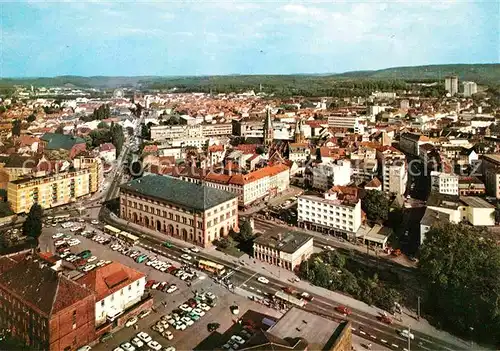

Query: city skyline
<box><xmin>1</xmin><ymin>0</ymin><xmax>498</xmax><ymax>77</ymax></box>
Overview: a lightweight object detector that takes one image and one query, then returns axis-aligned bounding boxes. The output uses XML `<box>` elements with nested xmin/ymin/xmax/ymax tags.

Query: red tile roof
<box><xmin>208</xmin><ymin>145</ymin><xmax>224</xmax><ymax>152</ymax></box>
<box><xmin>76</xmin><ymin>261</ymin><xmax>145</xmax><ymax>301</ymax></box>
<box><xmin>143</xmin><ymin>145</ymin><xmax>159</xmax><ymax>154</ymax></box>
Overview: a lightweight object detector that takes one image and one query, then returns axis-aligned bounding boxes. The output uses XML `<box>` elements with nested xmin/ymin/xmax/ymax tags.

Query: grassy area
<box><xmin>216</xmin><ymin>245</ymin><xmax>245</xmax><ymax>259</ymax></box>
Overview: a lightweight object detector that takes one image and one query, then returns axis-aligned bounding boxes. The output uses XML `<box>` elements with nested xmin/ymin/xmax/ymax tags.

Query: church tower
<box><xmin>263</xmin><ymin>107</ymin><xmax>274</xmax><ymax>147</ymax></box>
<box><xmin>294</xmin><ymin>118</ymin><xmax>306</xmax><ymax>143</ymax></box>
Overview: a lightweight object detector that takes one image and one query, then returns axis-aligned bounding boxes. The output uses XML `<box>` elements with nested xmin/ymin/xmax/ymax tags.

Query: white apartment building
<box><xmin>376</xmin><ymin>146</ymin><xmax>407</xmax><ymax>196</ymax></box>
<box><xmin>462</xmin><ymin>81</ymin><xmax>477</xmax><ymax>97</ymax></box>
<box><xmin>431</xmin><ymin>171</ymin><xmax>459</xmax><ymax>195</ymax></box>
<box><xmin>170</xmin><ymin>136</ymin><xmax>209</xmax><ymax>148</ymax></box>
<box><xmin>311</xmin><ymin>160</ymin><xmax>351</xmax><ymax>191</ymax></box>
<box><xmin>327</xmin><ymin>114</ymin><xmax>359</xmax><ymax>130</ymax></box>
<box><xmin>150</xmin><ymin>123</ymin><xmax>232</xmax><ymax>140</ymax></box>
<box><xmin>482</xmin><ymin>154</ymin><xmax>500</xmax><ymax>199</ymax></box>
<box><xmin>76</xmin><ymin>262</ymin><xmax>146</xmax><ymax>326</ymax></box>
<box><xmin>298</xmin><ymin>186</ymin><xmax>362</xmax><ymax>237</ymax></box>
<box><xmin>445</xmin><ymin>76</ymin><xmax>459</xmax><ymax>96</ymax></box>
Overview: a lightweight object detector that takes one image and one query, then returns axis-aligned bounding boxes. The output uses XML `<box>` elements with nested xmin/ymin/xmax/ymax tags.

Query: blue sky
<box><xmin>1</xmin><ymin>0</ymin><xmax>498</xmax><ymax>77</ymax></box>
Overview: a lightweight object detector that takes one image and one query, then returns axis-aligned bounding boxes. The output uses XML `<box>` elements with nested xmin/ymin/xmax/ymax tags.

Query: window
<box><xmin>101</xmin><ymin>300</ymin><xmax>105</xmax><ymax>307</ymax></box>
<box><xmin>175</xmin><ymin>215</ymin><xmax>180</xmax><ymax>221</ymax></box>
<box><xmin>72</xmin><ymin>310</ymin><xmax>77</xmax><ymax>328</ymax></box>
<box><xmin>169</xmin><ymin>213</ymin><xmax>173</xmax><ymax>219</ymax></box>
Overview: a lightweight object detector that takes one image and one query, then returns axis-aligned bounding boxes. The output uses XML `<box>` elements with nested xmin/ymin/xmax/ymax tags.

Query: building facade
<box><xmin>76</xmin><ymin>262</ymin><xmax>146</xmax><ymax>327</ymax></box>
<box><xmin>0</xmin><ymin>259</ymin><xmax>96</xmax><ymax>351</ymax></box>
<box><xmin>482</xmin><ymin>154</ymin><xmax>500</xmax><ymax>199</ymax></box>
<box><xmin>119</xmin><ymin>175</ymin><xmax>239</xmax><ymax>247</ymax></box>
<box><xmin>431</xmin><ymin>171</ymin><xmax>459</xmax><ymax>195</ymax></box>
<box><xmin>298</xmin><ymin>186</ymin><xmax>362</xmax><ymax>237</ymax></box>
<box><xmin>150</xmin><ymin>123</ymin><xmax>232</xmax><ymax>140</ymax></box>
<box><xmin>7</xmin><ymin>158</ymin><xmax>100</xmax><ymax>214</ymax></box>
<box><xmin>445</xmin><ymin>76</ymin><xmax>459</xmax><ymax>96</ymax></box>
<box><xmin>253</xmin><ymin>231</ymin><xmax>313</xmax><ymax>271</ymax></box>
<box><xmin>462</xmin><ymin>81</ymin><xmax>477</xmax><ymax>97</ymax></box>
<box><xmin>310</xmin><ymin>160</ymin><xmax>351</xmax><ymax>191</ymax></box>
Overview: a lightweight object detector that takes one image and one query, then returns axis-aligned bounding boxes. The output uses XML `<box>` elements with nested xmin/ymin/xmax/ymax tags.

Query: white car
<box><xmin>146</xmin><ymin>259</ymin><xmax>158</xmax><ymax>266</ymax></box>
<box><xmin>174</xmin><ymin>322</ymin><xmax>186</xmax><ymax>330</ymax></box>
<box><xmin>231</xmin><ymin>335</ymin><xmax>245</xmax><ymax>345</ymax></box>
<box><xmin>399</xmin><ymin>329</ymin><xmax>415</xmax><ymax>340</ymax></box>
<box><xmin>137</xmin><ymin>332</ymin><xmax>152</xmax><ymax>343</ymax></box>
<box><xmin>96</xmin><ymin>260</ymin><xmax>106</xmax><ymax>267</ymax></box>
<box><xmin>125</xmin><ymin>316</ymin><xmax>138</xmax><ymax>327</ymax></box>
<box><xmin>82</xmin><ymin>264</ymin><xmax>96</xmax><ymax>272</ymax></box>
<box><xmin>181</xmin><ymin>317</ymin><xmax>194</xmax><ymax>326</ymax></box>
<box><xmin>112</xmin><ymin>348</ymin><xmax>124</xmax><ymax>351</ymax></box>
<box><xmin>198</xmin><ymin>303</ymin><xmax>211</xmax><ymax>311</ymax></box>
<box><xmin>54</xmin><ymin>240</ymin><xmax>66</xmax><ymax>247</ymax></box>
<box><xmin>147</xmin><ymin>340</ymin><xmax>162</xmax><ymax>351</ymax></box>
<box><xmin>257</xmin><ymin>277</ymin><xmax>269</xmax><ymax>284</ymax></box>
<box><xmin>179</xmin><ymin>304</ymin><xmax>192</xmax><ymax>312</ymax></box>
<box><xmin>130</xmin><ymin>337</ymin><xmax>144</xmax><ymax>348</ymax></box>
<box><xmin>77</xmin><ymin>346</ymin><xmax>91</xmax><ymax>351</ymax></box>
<box><xmin>181</xmin><ymin>247</ymin><xmax>191</xmax><ymax>253</ymax></box>
<box><xmin>180</xmin><ymin>254</ymin><xmax>192</xmax><ymax>261</ymax></box>
<box><xmin>166</xmin><ymin>285</ymin><xmax>178</xmax><ymax>294</ymax></box>
<box><xmin>87</xmin><ymin>256</ymin><xmax>98</xmax><ymax>263</ymax></box>
<box><xmin>120</xmin><ymin>342</ymin><xmax>136</xmax><ymax>351</ymax></box>
<box><xmin>68</xmin><ymin>239</ymin><xmax>81</xmax><ymax>246</ymax></box>
<box><xmin>91</xmin><ymin>220</ymin><xmax>99</xmax><ymax>225</ymax></box>
<box><xmin>190</xmin><ymin>246</ymin><xmax>200</xmax><ymax>253</ymax></box>
<box><xmin>164</xmin><ymin>347</ymin><xmax>176</xmax><ymax>351</ymax></box>
<box><xmin>52</xmin><ymin>233</ymin><xmax>64</xmax><ymax>239</ymax></box>
<box><xmin>192</xmin><ymin>308</ymin><xmax>205</xmax><ymax>316</ymax></box>
<box><xmin>163</xmin><ymin>330</ymin><xmax>174</xmax><ymax>340</ymax></box>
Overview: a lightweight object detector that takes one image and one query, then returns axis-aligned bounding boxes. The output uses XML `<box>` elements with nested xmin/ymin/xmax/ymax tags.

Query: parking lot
<box><xmin>39</xmin><ymin>221</ymin><xmax>283</xmax><ymax>351</ymax></box>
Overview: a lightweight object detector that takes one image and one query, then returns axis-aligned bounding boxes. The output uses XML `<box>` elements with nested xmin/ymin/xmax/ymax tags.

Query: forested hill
<box><xmin>336</xmin><ymin>63</ymin><xmax>500</xmax><ymax>84</ymax></box>
<box><xmin>1</xmin><ymin>63</ymin><xmax>498</xmax><ymax>90</ymax></box>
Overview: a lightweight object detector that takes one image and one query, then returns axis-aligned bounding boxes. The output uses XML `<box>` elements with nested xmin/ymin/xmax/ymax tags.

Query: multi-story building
<box><xmin>445</xmin><ymin>76</ymin><xmax>459</xmax><ymax>96</ymax></box>
<box><xmin>40</xmin><ymin>133</ymin><xmax>87</xmax><ymax>159</ymax></box>
<box><xmin>0</xmin><ymin>258</ymin><xmax>96</xmax><ymax>351</ymax></box>
<box><xmin>76</xmin><ymin>262</ymin><xmax>146</xmax><ymax>327</ymax></box>
<box><xmin>327</xmin><ymin>114</ymin><xmax>360</xmax><ymax>131</ymax></box>
<box><xmin>119</xmin><ymin>175</ymin><xmax>239</xmax><ymax>247</ymax></box>
<box><xmin>172</xmin><ymin>163</ymin><xmax>290</xmax><ymax>207</ymax></box>
<box><xmin>376</xmin><ymin>146</ymin><xmax>407</xmax><ymax>196</ymax></box>
<box><xmin>310</xmin><ymin>160</ymin><xmax>351</xmax><ymax>191</ymax></box>
<box><xmin>462</xmin><ymin>81</ymin><xmax>477</xmax><ymax>97</ymax></box>
<box><xmin>399</xmin><ymin>132</ymin><xmax>431</xmax><ymax>156</ymax></box>
<box><xmin>430</xmin><ymin>171</ymin><xmax>459</xmax><ymax>195</ymax></box>
<box><xmin>150</xmin><ymin>123</ymin><xmax>232</xmax><ymax>140</ymax></box>
<box><xmin>288</xmin><ymin>143</ymin><xmax>310</xmax><ymax>163</ymax></box>
<box><xmin>253</xmin><ymin>231</ymin><xmax>313</xmax><ymax>271</ymax></box>
<box><xmin>7</xmin><ymin>158</ymin><xmax>101</xmax><ymax>213</ymax></box>
<box><xmin>481</xmin><ymin>154</ymin><xmax>500</xmax><ymax>199</ymax></box>
<box><xmin>298</xmin><ymin>186</ymin><xmax>362</xmax><ymax>238</ymax></box>
<box><xmin>458</xmin><ymin>176</ymin><xmax>485</xmax><ymax>196</ymax></box>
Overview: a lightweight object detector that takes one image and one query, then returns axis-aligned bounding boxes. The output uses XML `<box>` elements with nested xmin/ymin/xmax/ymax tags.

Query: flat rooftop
<box><xmin>254</xmin><ymin>231</ymin><xmax>312</xmax><ymax>254</ymax></box>
<box><xmin>268</xmin><ymin>307</ymin><xmax>342</xmax><ymax>350</ymax></box>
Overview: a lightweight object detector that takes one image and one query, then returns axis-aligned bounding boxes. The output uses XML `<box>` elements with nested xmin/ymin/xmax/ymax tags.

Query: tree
<box><xmin>110</xmin><ymin>123</ymin><xmax>124</xmax><ymax>156</ymax></box>
<box><xmin>26</xmin><ymin>113</ymin><xmax>36</xmax><ymax>123</ymax></box>
<box><xmin>362</xmin><ymin>190</ymin><xmax>389</xmax><ymax>222</ymax></box>
<box><xmin>11</xmin><ymin>119</ymin><xmax>21</xmax><ymax>137</ymax></box>
<box><xmin>418</xmin><ymin>223</ymin><xmax>500</xmax><ymax>343</ymax></box>
<box><xmin>97</xmin><ymin>121</ymin><xmax>109</xmax><ymax>129</ymax></box>
<box><xmin>54</xmin><ymin>124</ymin><xmax>65</xmax><ymax>134</ymax></box>
<box><xmin>22</xmin><ymin>203</ymin><xmax>43</xmax><ymax>240</ymax></box>
<box><xmin>126</xmin><ymin>126</ymin><xmax>134</xmax><ymax>136</ymax></box>
<box><xmin>238</xmin><ymin>220</ymin><xmax>254</xmax><ymax>241</ymax></box>
<box><xmin>0</xmin><ymin>202</ymin><xmax>13</xmax><ymax>217</ymax></box>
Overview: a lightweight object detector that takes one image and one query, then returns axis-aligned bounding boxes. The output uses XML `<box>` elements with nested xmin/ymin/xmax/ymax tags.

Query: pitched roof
<box><xmin>41</xmin><ymin>133</ymin><xmax>86</xmax><ymax>150</ymax></box>
<box><xmin>76</xmin><ymin>261</ymin><xmax>145</xmax><ymax>301</ymax></box>
<box><xmin>365</xmin><ymin>177</ymin><xmax>382</xmax><ymax>188</ymax></box>
<box><xmin>120</xmin><ymin>174</ymin><xmax>237</xmax><ymax>211</ymax></box>
<box><xmin>0</xmin><ymin>259</ymin><xmax>93</xmax><ymax>317</ymax></box>
<box><xmin>99</xmin><ymin>143</ymin><xmax>116</xmax><ymax>152</ymax></box>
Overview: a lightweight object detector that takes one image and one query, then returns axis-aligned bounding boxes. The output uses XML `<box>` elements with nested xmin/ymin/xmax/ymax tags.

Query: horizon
<box><xmin>2</xmin><ymin>62</ymin><xmax>499</xmax><ymax>80</ymax></box>
<box><xmin>1</xmin><ymin>1</ymin><xmax>498</xmax><ymax>77</ymax></box>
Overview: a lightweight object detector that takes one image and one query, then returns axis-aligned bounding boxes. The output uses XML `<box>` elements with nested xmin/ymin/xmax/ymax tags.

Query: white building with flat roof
<box><xmin>431</xmin><ymin>171</ymin><xmax>459</xmax><ymax>195</ymax></box>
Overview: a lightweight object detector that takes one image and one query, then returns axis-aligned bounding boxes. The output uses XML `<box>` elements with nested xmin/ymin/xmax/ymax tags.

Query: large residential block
<box><xmin>7</xmin><ymin>158</ymin><xmax>101</xmax><ymax>214</ymax></box>
<box><xmin>298</xmin><ymin>186</ymin><xmax>362</xmax><ymax>238</ymax></box>
<box><xmin>119</xmin><ymin>175</ymin><xmax>239</xmax><ymax>247</ymax></box>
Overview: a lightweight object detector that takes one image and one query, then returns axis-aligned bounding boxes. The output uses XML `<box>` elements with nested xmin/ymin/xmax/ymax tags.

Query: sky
<box><xmin>0</xmin><ymin>0</ymin><xmax>498</xmax><ymax>77</ymax></box>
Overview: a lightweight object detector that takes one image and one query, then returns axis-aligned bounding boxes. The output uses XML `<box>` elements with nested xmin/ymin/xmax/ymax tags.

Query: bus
<box><xmin>117</xmin><ymin>231</ymin><xmax>140</xmax><ymax>245</ymax></box>
<box><xmin>53</xmin><ymin>214</ymin><xmax>70</xmax><ymax>223</ymax></box>
<box><xmin>198</xmin><ymin>259</ymin><xmax>226</xmax><ymax>276</ymax></box>
<box><xmin>274</xmin><ymin>291</ymin><xmax>306</xmax><ymax>307</ymax></box>
<box><xmin>104</xmin><ymin>225</ymin><xmax>121</xmax><ymax>236</ymax></box>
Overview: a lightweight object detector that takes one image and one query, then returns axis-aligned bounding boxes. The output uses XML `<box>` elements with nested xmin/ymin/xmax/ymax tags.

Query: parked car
<box><xmin>148</xmin><ymin>341</ymin><xmax>162</xmax><ymax>351</ymax></box>
<box><xmin>130</xmin><ymin>337</ymin><xmax>144</xmax><ymax>348</ymax></box>
<box><xmin>125</xmin><ymin>316</ymin><xmax>138</xmax><ymax>327</ymax></box>
<box><xmin>138</xmin><ymin>310</ymin><xmax>151</xmax><ymax>319</ymax></box>
<box><xmin>257</xmin><ymin>277</ymin><xmax>269</xmax><ymax>284</ymax></box>
<box><xmin>136</xmin><ymin>332</ymin><xmax>152</xmax><ymax>343</ymax></box>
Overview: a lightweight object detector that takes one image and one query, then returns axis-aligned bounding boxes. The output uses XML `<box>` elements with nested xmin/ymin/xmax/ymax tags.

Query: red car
<box><xmin>145</xmin><ymin>280</ymin><xmax>156</xmax><ymax>289</ymax></box>
<box><xmin>335</xmin><ymin>305</ymin><xmax>351</xmax><ymax>316</ymax></box>
<box><xmin>377</xmin><ymin>315</ymin><xmax>392</xmax><ymax>324</ymax></box>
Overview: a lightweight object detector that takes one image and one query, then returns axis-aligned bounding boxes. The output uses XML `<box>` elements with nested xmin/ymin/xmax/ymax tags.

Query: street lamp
<box><xmin>469</xmin><ymin>327</ymin><xmax>474</xmax><ymax>349</ymax></box>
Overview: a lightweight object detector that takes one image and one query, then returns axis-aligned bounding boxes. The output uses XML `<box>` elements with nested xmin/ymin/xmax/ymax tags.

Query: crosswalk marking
<box><xmin>381</xmin><ymin>339</ymin><xmax>387</xmax><ymax>343</ymax></box>
<box><xmin>370</xmin><ymin>335</ymin><xmax>376</xmax><ymax>339</ymax></box>
<box><xmin>359</xmin><ymin>331</ymin><xmax>366</xmax><ymax>335</ymax></box>
<box><xmin>392</xmin><ymin>344</ymin><xmax>399</xmax><ymax>348</ymax></box>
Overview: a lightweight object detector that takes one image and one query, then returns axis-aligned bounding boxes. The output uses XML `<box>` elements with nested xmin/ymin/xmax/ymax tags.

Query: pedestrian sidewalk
<box><xmin>106</xmin><ymin>214</ymin><xmax>472</xmax><ymax>349</ymax></box>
